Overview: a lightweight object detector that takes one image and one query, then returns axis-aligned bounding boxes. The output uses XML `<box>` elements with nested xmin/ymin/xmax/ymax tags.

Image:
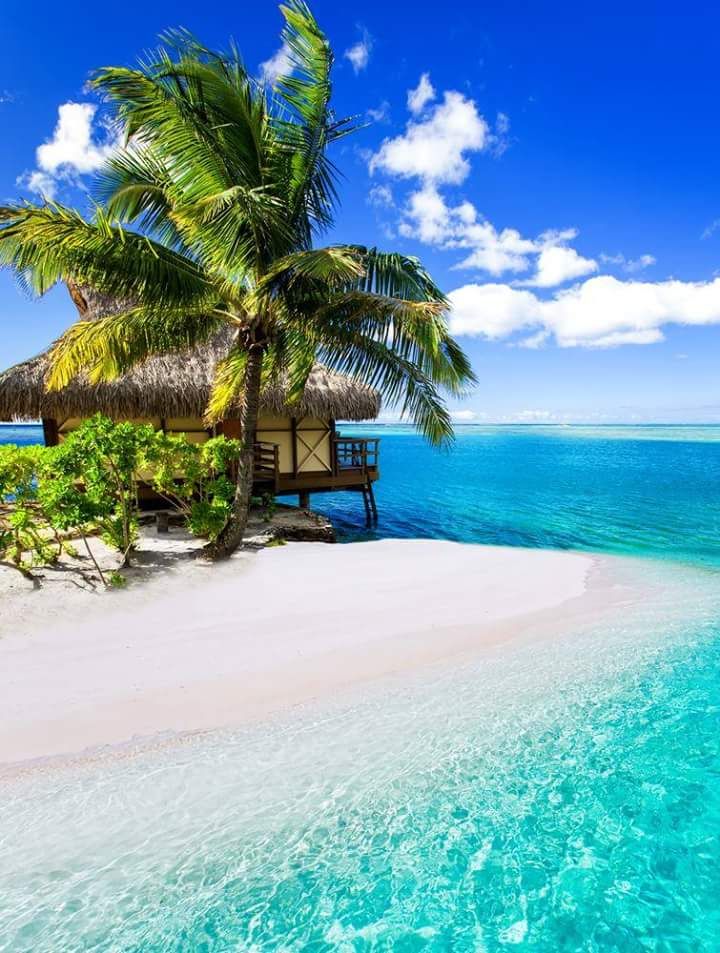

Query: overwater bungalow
<box><xmin>0</xmin><ymin>286</ymin><xmax>381</xmax><ymax>518</ymax></box>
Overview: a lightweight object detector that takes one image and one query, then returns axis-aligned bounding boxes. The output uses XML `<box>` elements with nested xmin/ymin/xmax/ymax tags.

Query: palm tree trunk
<box><xmin>204</xmin><ymin>344</ymin><xmax>264</xmax><ymax>560</ymax></box>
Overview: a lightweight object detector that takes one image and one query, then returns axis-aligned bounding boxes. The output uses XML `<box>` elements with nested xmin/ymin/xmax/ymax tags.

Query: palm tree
<box><xmin>0</xmin><ymin>1</ymin><xmax>475</xmax><ymax>558</ymax></box>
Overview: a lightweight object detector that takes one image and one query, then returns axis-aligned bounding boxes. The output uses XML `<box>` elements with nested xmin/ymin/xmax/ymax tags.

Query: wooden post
<box><xmin>329</xmin><ymin>418</ymin><xmax>337</xmax><ymax>476</ymax></box>
<box><xmin>299</xmin><ymin>490</ymin><xmax>310</xmax><ymax>510</ymax></box>
<box><xmin>156</xmin><ymin>511</ymin><xmax>170</xmax><ymax>534</ymax></box>
<box><xmin>291</xmin><ymin>417</ymin><xmax>298</xmax><ymax>477</ymax></box>
<box><xmin>41</xmin><ymin>418</ymin><xmax>59</xmax><ymax>447</ymax></box>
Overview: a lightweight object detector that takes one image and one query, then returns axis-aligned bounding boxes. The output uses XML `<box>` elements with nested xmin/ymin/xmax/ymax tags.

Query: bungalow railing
<box><xmin>252</xmin><ymin>436</ymin><xmax>380</xmax><ymax>484</ymax></box>
<box><xmin>333</xmin><ymin>437</ymin><xmax>380</xmax><ymax>474</ymax></box>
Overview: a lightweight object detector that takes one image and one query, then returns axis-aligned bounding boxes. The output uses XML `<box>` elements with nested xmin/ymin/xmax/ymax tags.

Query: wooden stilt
<box><xmin>365</xmin><ymin>476</ymin><xmax>378</xmax><ymax>523</ymax></box>
<box><xmin>360</xmin><ymin>485</ymin><xmax>372</xmax><ymax>524</ymax></box>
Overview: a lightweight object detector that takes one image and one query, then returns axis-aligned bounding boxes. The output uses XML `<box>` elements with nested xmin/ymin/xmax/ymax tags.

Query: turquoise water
<box><xmin>5</xmin><ymin>422</ymin><xmax>720</xmax><ymax>566</ymax></box>
<box><xmin>319</xmin><ymin>424</ymin><xmax>720</xmax><ymax>568</ymax></box>
<box><xmin>2</xmin><ymin>561</ymin><xmax>720</xmax><ymax>950</ymax></box>
<box><xmin>3</xmin><ymin>424</ymin><xmax>720</xmax><ymax>950</ymax></box>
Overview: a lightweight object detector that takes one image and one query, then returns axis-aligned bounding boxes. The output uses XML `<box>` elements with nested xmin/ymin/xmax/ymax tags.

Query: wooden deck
<box><xmin>253</xmin><ymin>436</ymin><xmax>380</xmax><ymax>522</ymax></box>
<box><xmin>253</xmin><ymin>436</ymin><xmax>380</xmax><ymax>495</ymax></box>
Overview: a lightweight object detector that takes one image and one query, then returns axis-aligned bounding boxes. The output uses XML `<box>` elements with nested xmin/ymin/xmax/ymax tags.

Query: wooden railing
<box><xmin>253</xmin><ymin>441</ymin><xmax>280</xmax><ymax>489</ymax></box>
<box><xmin>252</xmin><ymin>436</ymin><xmax>380</xmax><ymax>486</ymax></box>
<box><xmin>333</xmin><ymin>437</ymin><xmax>380</xmax><ymax>474</ymax></box>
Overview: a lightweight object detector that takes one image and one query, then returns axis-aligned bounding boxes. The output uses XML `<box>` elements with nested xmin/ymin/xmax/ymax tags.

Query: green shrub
<box><xmin>0</xmin><ymin>416</ymin><xmax>244</xmax><ymax>581</ymax></box>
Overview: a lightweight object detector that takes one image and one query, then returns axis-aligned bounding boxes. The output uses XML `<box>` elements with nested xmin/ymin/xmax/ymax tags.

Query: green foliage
<box><xmin>147</xmin><ymin>433</ymin><xmax>241</xmax><ymax>541</ymax></box>
<box><xmin>42</xmin><ymin>415</ymin><xmax>156</xmax><ymax>561</ymax></box>
<box><xmin>0</xmin><ymin>417</ymin><xmax>244</xmax><ymax>579</ymax></box>
<box><xmin>0</xmin><ymin>443</ymin><xmax>58</xmax><ymax>574</ymax></box>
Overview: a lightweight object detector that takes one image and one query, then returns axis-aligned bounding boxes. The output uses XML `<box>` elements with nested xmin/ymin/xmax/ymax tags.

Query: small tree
<box><xmin>0</xmin><ymin>444</ymin><xmax>58</xmax><ymax>575</ymax></box>
<box><xmin>43</xmin><ymin>415</ymin><xmax>156</xmax><ymax>566</ymax></box>
<box><xmin>147</xmin><ymin>432</ymin><xmax>241</xmax><ymax>540</ymax></box>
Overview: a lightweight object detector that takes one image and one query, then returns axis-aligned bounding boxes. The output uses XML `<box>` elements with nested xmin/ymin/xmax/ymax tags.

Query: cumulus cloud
<box><xmin>450</xmin><ymin>409</ymin><xmax>481</xmax><ymax>422</ymax></box>
<box><xmin>366</xmin><ymin>100</ymin><xmax>390</xmax><ymax>123</ymax></box>
<box><xmin>370</xmin><ymin>91</ymin><xmax>489</xmax><ymax>185</ymax></box>
<box><xmin>368</xmin><ymin>96</ymin><xmax>600</xmax><ymax>285</ymax></box>
<box><xmin>599</xmin><ymin>252</ymin><xmax>656</xmax><ymax>273</ymax></box>
<box><xmin>18</xmin><ymin>102</ymin><xmax>119</xmax><ymax>199</ymax></box>
<box><xmin>488</xmin><ymin>112</ymin><xmax>511</xmax><ymax>157</ymax></box>
<box><xmin>344</xmin><ymin>32</ymin><xmax>372</xmax><ymax>73</ymax></box>
<box><xmin>368</xmin><ymin>184</ymin><xmax>394</xmax><ymax>207</ymax></box>
<box><xmin>448</xmin><ymin>274</ymin><xmax>720</xmax><ymax>348</ymax></box>
<box><xmin>522</xmin><ymin>244</ymin><xmax>598</xmax><ymax>287</ymax></box>
<box><xmin>397</xmin><ymin>185</ymin><xmax>593</xmax><ymax>284</ymax></box>
<box><xmin>21</xmin><ymin>170</ymin><xmax>59</xmax><ymax>200</ymax></box>
<box><xmin>259</xmin><ymin>42</ymin><xmax>293</xmax><ymax>84</ymax></box>
<box><xmin>407</xmin><ymin>73</ymin><xmax>435</xmax><ymax>114</ymax></box>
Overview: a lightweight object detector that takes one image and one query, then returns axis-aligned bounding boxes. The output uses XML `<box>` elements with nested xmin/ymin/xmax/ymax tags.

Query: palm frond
<box><xmin>0</xmin><ymin>203</ymin><xmax>215</xmax><ymax>307</ymax></box>
<box><xmin>274</xmin><ymin>1</ymin><xmax>355</xmax><ymax>238</ymax></box>
<box><xmin>205</xmin><ymin>343</ymin><xmax>247</xmax><ymax>423</ymax></box>
<box><xmin>250</xmin><ymin>245</ymin><xmax>365</xmax><ymax>312</ymax></box>
<box><xmin>317</xmin><ymin>328</ymin><xmax>454</xmax><ymax>446</ymax></box>
<box><xmin>47</xmin><ymin>304</ymin><xmax>226</xmax><ymax>389</ymax></box>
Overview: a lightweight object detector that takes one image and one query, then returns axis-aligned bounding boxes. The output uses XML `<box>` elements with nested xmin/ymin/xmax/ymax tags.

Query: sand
<box><xmin>0</xmin><ymin>538</ymin><xmax>625</xmax><ymax>767</ymax></box>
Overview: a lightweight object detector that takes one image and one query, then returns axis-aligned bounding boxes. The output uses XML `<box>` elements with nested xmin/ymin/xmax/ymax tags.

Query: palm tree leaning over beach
<box><xmin>0</xmin><ymin>1</ymin><xmax>475</xmax><ymax>558</ymax></box>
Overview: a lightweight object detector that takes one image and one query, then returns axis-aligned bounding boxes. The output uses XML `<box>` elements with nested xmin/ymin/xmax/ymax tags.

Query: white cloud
<box><xmin>398</xmin><ymin>184</ymin><xmax>591</xmax><ymax>284</ymax></box>
<box><xmin>399</xmin><ymin>185</ymin><xmax>535</xmax><ymax>274</ymax></box>
<box><xmin>599</xmin><ymin>252</ymin><xmax>656</xmax><ymax>273</ymax></box>
<box><xmin>36</xmin><ymin>103</ymin><xmax>116</xmax><ymax>174</ymax></box>
<box><xmin>522</xmin><ymin>244</ymin><xmax>598</xmax><ymax>288</ymax></box>
<box><xmin>344</xmin><ymin>32</ymin><xmax>372</xmax><ymax>73</ymax></box>
<box><xmin>489</xmin><ymin>112</ymin><xmax>511</xmax><ymax>157</ymax></box>
<box><xmin>18</xmin><ymin>102</ymin><xmax>119</xmax><ymax>199</ymax></box>
<box><xmin>368</xmin><ymin>184</ymin><xmax>394</xmax><ymax>207</ymax></box>
<box><xmin>512</xmin><ymin>409</ymin><xmax>554</xmax><ymax>422</ymax></box>
<box><xmin>259</xmin><ymin>43</ymin><xmax>293</xmax><ymax>84</ymax></box>
<box><xmin>20</xmin><ymin>170</ymin><xmax>58</xmax><ymax>200</ymax></box>
<box><xmin>451</xmin><ymin>409</ymin><xmax>481</xmax><ymax>422</ymax></box>
<box><xmin>702</xmin><ymin>219</ymin><xmax>720</xmax><ymax>240</ymax></box>
<box><xmin>448</xmin><ymin>274</ymin><xmax>720</xmax><ymax>348</ymax></box>
<box><xmin>626</xmin><ymin>254</ymin><xmax>657</xmax><ymax>273</ymax></box>
<box><xmin>407</xmin><ymin>73</ymin><xmax>435</xmax><ymax>114</ymax></box>
<box><xmin>449</xmin><ymin>282</ymin><xmax>541</xmax><ymax>339</ymax></box>
<box><xmin>366</xmin><ymin>101</ymin><xmax>390</xmax><ymax>123</ymax></box>
<box><xmin>369</xmin><ymin>91</ymin><xmax>489</xmax><ymax>185</ymax></box>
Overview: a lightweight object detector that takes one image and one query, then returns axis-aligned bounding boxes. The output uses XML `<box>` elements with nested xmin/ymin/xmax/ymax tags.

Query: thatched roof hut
<box><xmin>0</xmin><ymin>285</ymin><xmax>381</xmax><ymax>422</ymax></box>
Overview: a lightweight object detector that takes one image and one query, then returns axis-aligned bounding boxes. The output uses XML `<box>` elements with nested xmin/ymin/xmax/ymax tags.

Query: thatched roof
<box><xmin>0</xmin><ymin>286</ymin><xmax>380</xmax><ymax>422</ymax></box>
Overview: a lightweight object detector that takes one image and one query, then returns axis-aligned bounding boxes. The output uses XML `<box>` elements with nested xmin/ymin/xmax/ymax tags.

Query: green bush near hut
<box><xmin>0</xmin><ymin>415</ymin><xmax>245</xmax><ymax>581</ymax></box>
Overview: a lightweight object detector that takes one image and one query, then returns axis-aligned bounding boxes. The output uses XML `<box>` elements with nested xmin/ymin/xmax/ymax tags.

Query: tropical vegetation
<box><xmin>0</xmin><ymin>1</ymin><xmax>475</xmax><ymax>558</ymax></box>
<box><xmin>0</xmin><ymin>416</ymin><xmax>243</xmax><ymax>583</ymax></box>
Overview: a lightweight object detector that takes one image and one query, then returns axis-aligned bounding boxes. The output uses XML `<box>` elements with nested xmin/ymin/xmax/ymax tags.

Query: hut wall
<box><xmin>255</xmin><ymin>414</ymin><xmax>294</xmax><ymax>473</ymax></box>
<box><xmin>255</xmin><ymin>415</ymin><xmax>332</xmax><ymax>474</ymax></box>
<box><xmin>51</xmin><ymin>413</ymin><xmax>334</xmax><ymax>476</ymax></box>
<box><xmin>55</xmin><ymin>416</ymin><xmax>210</xmax><ymax>444</ymax></box>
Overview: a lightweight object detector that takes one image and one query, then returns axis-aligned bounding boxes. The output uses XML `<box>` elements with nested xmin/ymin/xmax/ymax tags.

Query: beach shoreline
<box><xmin>0</xmin><ymin>538</ymin><xmax>644</xmax><ymax>773</ymax></box>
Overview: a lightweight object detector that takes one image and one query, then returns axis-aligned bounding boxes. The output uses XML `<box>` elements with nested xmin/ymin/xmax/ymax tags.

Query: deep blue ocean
<box><xmin>3</xmin><ymin>422</ymin><xmax>720</xmax><ymax>951</ymax></box>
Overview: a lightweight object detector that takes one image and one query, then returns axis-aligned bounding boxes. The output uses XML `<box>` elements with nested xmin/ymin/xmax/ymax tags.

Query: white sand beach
<box><xmin>0</xmin><ymin>538</ymin><xmax>626</xmax><ymax>767</ymax></box>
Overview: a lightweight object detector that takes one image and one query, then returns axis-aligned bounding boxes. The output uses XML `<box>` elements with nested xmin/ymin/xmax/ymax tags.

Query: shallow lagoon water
<box><xmin>2</xmin><ymin>425</ymin><xmax>720</xmax><ymax>949</ymax></box>
<box><xmin>2</xmin><ymin>559</ymin><xmax>720</xmax><ymax>951</ymax></box>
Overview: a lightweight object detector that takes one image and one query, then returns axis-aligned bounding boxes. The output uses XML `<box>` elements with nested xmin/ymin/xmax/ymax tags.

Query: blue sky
<box><xmin>2</xmin><ymin>0</ymin><xmax>720</xmax><ymax>422</ymax></box>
